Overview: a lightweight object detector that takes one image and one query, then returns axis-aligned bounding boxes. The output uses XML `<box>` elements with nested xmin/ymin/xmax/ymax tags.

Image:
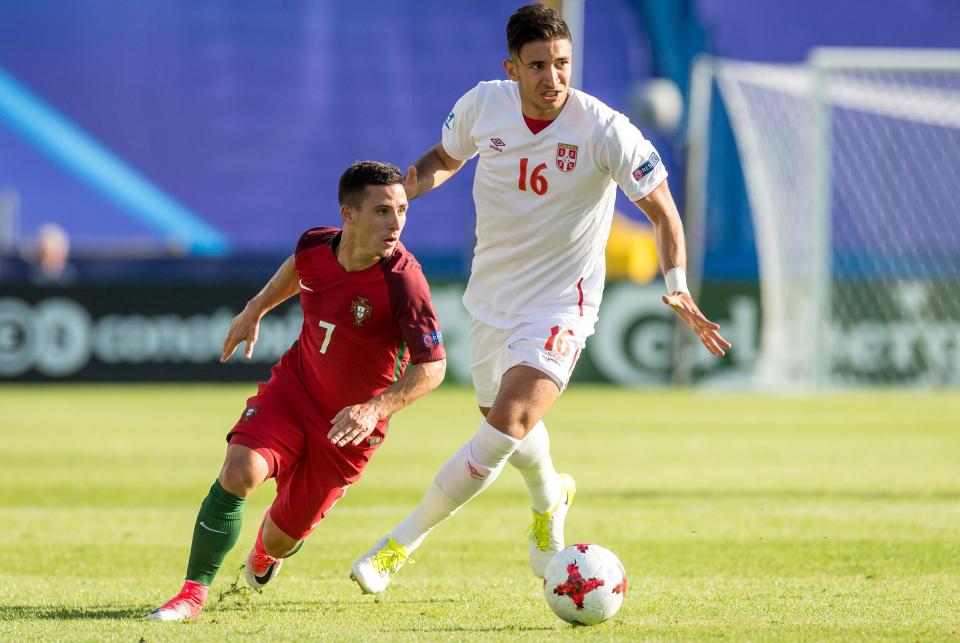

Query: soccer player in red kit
<box><xmin>148</xmin><ymin>161</ymin><xmax>447</xmax><ymax>622</ymax></box>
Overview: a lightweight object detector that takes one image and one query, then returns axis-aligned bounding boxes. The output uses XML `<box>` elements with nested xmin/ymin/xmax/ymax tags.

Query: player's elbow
<box><xmin>433</xmin><ymin>144</ymin><xmax>463</xmax><ymax>173</ymax></box>
<box><xmin>634</xmin><ymin>179</ymin><xmax>676</xmax><ymax>226</ymax></box>
<box><xmin>424</xmin><ymin>358</ymin><xmax>446</xmax><ymax>389</ymax></box>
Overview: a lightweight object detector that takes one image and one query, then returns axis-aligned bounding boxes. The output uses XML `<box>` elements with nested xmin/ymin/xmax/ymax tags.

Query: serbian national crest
<box><xmin>556</xmin><ymin>143</ymin><xmax>578</xmax><ymax>172</ymax></box>
<box><xmin>351</xmin><ymin>296</ymin><xmax>372</xmax><ymax>327</ymax></box>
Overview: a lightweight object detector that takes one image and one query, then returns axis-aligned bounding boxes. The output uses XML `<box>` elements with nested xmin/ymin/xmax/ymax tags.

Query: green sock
<box><xmin>185</xmin><ymin>480</ymin><xmax>245</xmax><ymax>586</ymax></box>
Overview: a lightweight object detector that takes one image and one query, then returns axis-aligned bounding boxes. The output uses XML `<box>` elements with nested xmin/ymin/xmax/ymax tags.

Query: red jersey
<box><xmin>272</xmin><ymin>227</ymin><xmax>445</xmax><ymax>423</ymax></box>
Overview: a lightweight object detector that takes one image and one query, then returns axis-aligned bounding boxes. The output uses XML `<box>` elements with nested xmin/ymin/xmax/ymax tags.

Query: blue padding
<box><xmin>0</xmin><ymin>67</ymin><xmax>229</xmax><ymax>256</ymax></box>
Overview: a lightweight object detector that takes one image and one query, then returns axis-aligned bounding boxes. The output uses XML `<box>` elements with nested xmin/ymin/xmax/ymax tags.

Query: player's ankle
<box><xmin>181</xmin><ymin>580</ymin><xmax>210</xmax><ymax>604</ymax></box>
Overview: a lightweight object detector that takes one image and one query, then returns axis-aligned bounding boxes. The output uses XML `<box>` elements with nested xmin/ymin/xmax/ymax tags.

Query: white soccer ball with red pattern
<box><xmin>543</xmin><ymin>543</ymin><xmax>627</xmax><ymax>626</ymax></box>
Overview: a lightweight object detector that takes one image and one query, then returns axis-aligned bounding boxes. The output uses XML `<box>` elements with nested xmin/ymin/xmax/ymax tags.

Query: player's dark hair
<box><xmin>338</xmin><ymin>161</ymin><xmax>404</xmax><ymax>209</ymax></box>
<box><xmin>506</xmin><ymin>3</ymin><xmax>572</xmax><ymax>58</ymax></box>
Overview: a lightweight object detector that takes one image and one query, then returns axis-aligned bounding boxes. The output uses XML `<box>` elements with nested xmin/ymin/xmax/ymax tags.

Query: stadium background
<box><xmin>1</xmin><ymin>0</ymin><xmax>958</xmax><ymax>387</ymax></box>
<box><xmin>2</xmin><ymin>2</ymin><xmax>959</xmax><ymax>640</ymax></box>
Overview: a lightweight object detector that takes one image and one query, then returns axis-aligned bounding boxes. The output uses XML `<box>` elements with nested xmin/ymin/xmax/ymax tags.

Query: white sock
<box><xmin>508</xmin><ymin>421</ymin><xmax>562</xmax><ymax>514</ymax></box>
<box><xmin>390</xmin><ymin>482</ymin><xmax>456</xmax><ymax>551</ymax></box>
<box><xmin>391</xmin><ymin>420</ymin><xmax>521</xmax><ymax>550</ymax></box>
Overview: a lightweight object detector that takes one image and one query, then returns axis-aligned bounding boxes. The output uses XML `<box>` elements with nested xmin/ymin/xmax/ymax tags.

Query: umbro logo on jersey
<box><xmin>633</xmin><ymin>151</ymin><xmax>661</xmax><ymax>180</ymax></box>
<box><xmin>444</xmin><ymin>112</ymin><xmax>455</xmax><ymax>130</ymax></box>
<box><xmin>351</xmin><ymin>296</ymin><xmax>372</xmax><ymax>327</ymax></box>
<box><xmin>489</xmin><ymin>137</ymin><xmax>506</xmax><ymax>152</ymax></box>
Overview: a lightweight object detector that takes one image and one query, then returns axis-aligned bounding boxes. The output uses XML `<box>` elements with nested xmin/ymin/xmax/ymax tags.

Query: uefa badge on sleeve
<box><xmin>556</xmin><ymin>143</ymin><xmax>578</xmax><ymax>172</ymax></box>
<box><xmin>632</xmin><ymin>151</ymin><xmax>660</xmax><ymax>181</ymax></box>
<box><xmin>422</xmin><ymin>330</ymin><xmax>443</xmax><ymax>348</ymax></box>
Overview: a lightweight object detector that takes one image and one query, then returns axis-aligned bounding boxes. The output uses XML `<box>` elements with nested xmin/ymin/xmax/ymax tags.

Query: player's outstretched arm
<box><xmin>220</xmin><ymin>254</ymin><xmax>300</xmax><ymax>362</ymax></box>
<box><xmin>634</xmin><ymin>181</ymin><xmax>732</xmax><ymax>357</ymax></box>
<box><xmin>405</xmin><ymin>144</ymin><xmax>466</xmax><ymax>201</ymax></box>
<box><xmin>327</xmin><ymin>358</ymin><xmax>446</xmax><ymax>447</ymax></box>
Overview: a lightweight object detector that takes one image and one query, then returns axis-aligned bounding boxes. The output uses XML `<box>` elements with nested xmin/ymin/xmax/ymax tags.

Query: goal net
<box><xmin>713</xmin><ymin>49</ymin><xmax>960</xmax><ymax>389</ymax></box>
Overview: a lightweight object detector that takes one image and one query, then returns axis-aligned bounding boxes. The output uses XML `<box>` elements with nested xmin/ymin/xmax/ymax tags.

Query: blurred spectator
<box><xmin>0</xmin><ymin>188</ymin><xmax>19</xmax><ymax>255</ymax></box>
<box><xmin>27</xmin><ymin>223</ymin><xmax>78</xmax><ymax>286</ymax></box>
<box><xmin>605</xmin><ymin>211</ymin><xmax>659</xmax><ymax>283</ymax></box>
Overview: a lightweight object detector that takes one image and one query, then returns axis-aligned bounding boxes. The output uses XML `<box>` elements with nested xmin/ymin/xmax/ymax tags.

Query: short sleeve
<box><xmin>294</xmin><ymin>227</ymin><xmax>338</xmax><ymax>275</ymax></box>
<box><xmin>383</xmin><ymin>259</ymin><xmax>447</xmax><ymax>365</ymax></box>
<box><xmin>440</xmin><ymin>84</ymin><xmax>481</xmax><ymax>162</ymax></box>
<box><xmin>598</xmin><ymin>113</ymin><xmax>668</xmax><ymax>202</ymax></box>
<box><xmin>295</xmin><ymin>227</ymin><xmax>337</xmax><ymax>255</ymax></box>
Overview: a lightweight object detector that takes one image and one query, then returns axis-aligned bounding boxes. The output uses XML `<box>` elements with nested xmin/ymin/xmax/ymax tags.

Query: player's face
<box><xmin>504</xmin><ymin>38</ymin><xmax>572</xmax><ymax>119</ymax></box>
<box><xmin>347</xmin><ymin>183</ymin><xmax>408</xmax><ymax>259</ymax></box>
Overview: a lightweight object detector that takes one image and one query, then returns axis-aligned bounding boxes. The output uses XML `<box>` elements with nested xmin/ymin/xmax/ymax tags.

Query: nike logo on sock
<box><xmin>199</xmin><ymin>521</ymin><xmax>228</xmax><ymax>534</ymax></box>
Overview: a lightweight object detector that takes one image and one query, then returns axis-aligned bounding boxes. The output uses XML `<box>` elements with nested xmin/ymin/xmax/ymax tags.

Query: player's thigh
<box><xmin>469</xmin><ymin>317</ymin><xmax>513</xmax><ymax>408</ymax></box>
<box><xmin>268</xmin><ymin>447</ymin><xmax>351</xmax><ymax>541</ymax></box>
<box><xmin>485</xmin><ymin>317</ymin><xmax>590</xmax><ymax>434</ymax></box>
<box><xmin>486</xmin><ymin>364</ymin><xmax>563</xmax><ymax>437</ymax></box>
<box><xmin>226</xmin><ymin>386</ymin><xmax>306</xmax><ymax>484</ymax></box>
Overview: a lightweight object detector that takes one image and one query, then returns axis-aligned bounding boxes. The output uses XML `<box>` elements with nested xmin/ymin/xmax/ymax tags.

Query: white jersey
<box><xmin>441</xmin><ymin>80</ymin><xmax>667</xmax><ymax>330</ymax></box>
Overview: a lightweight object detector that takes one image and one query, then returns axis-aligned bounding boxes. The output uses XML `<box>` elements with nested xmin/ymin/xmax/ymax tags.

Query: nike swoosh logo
<box><xmin>199</xmin><ymin>521</ymin><xmax>228</xmax><ymax>534</ymax></box>
<box><xmin>299</xmin><ymin>279</ymin><xmax>314</xmax><ymax>292</ymax></box>
<box><xmin>254</xmin><ymin>561</ymin><xmax>277</xmax><ymax>584</ymax></box>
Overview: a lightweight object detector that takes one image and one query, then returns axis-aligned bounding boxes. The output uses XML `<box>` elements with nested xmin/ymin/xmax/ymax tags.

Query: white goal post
<box><xmin>681</xmin><ymin>48</ymin><xmax>960</xmax><ymax>390</ymax></box>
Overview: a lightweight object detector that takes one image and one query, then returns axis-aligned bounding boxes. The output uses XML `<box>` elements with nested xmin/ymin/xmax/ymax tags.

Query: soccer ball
<box><xmin>543</xmin><ymin>543</ymin><xmax>627</xmax><ymax>626</ymax></box>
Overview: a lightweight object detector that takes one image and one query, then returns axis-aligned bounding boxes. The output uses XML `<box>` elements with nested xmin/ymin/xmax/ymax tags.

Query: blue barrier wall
<box><xmin>0</xmin><ymin>0</ymin><xmax>651</xmax><ymax>264</ymax></box>
<box><xmin>3</xmin><ymin>1</ymin><xmax>957</xmax><ymax>281</ymax></box>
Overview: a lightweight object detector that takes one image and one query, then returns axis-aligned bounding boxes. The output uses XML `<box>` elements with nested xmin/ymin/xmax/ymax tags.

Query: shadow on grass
<box><xmin>0</xmin><ymin>605</ymin><xmax>149</xmax><ymax>621</ymax></box>
<box><xmin>0</xmin><ymin>602</ymin><xmax>560</xmax><ymax>635</ymax></box>
<box><xmin>205</xmin><ymin>596</ymin><xmax>462</xmax><ymax>614</ymax></box>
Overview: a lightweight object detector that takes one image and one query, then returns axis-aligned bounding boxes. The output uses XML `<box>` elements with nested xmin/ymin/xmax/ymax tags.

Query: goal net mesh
<box><xmin>714</xmin><ymin>52</ymin><xmax>960</xmax><ymax>388</ymax></box>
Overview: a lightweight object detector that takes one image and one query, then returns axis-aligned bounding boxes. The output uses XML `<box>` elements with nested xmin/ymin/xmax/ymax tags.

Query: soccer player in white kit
<box><xmin>351</xmin><ymin>3</ymin><xmax>731</xmax><ymax>593</ymax></box>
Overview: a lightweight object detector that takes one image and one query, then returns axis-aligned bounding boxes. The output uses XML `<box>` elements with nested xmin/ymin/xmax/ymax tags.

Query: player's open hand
<box><xmin>220</xmin><ymin>307</ymin><xmax>262</xmax><ymax>362</ymax></box>
<box><xmin>328</xmin><ymin>403</ymin><xmax>382</xmax><ymax>447</ymax></box>
<box><xmin>662</xmin><ymin>292</ymin><xmax>732</xmax><ymax>357</ymax></box>
<box><xmin>403</xmin><ymin>165</ymin><xmax>419</xmax><ymax>200</ymax></box>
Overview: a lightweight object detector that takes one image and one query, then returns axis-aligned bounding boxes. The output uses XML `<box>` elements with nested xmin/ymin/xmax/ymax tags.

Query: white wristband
<box><xmin>664</xmin><ymin>267</ymin><xmax>689</xmax><ymax>295</ymax></box>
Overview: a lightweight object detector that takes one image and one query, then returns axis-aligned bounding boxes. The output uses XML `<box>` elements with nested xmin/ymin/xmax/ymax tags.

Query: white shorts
<box><xmin>469</xmin><ymin>315</ymin><xmax>593</xmax><ymax>408</ymax></box>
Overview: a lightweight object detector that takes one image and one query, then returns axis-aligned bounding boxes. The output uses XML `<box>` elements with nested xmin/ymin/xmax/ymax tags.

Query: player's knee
<box><xmin>218</xmin><ymin>460</ymin><xmax>263</xmax><ymax>497</ymax></box>
<box><xmin>484</xmin><ymin>410</ymin><xmax>536</xmax><ymax>440</ymax></box>
<box><xmin>218</xmin><ymin>444</ymin><xmax>269</xmax><ymax>497</ymax></box>
<box><xmin>263</xmin><ymin>524</ymin><xmax>300</xmax><ymax>558</ymax></box>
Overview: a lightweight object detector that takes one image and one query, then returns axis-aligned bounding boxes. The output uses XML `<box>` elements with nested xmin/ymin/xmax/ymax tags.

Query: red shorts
<box><xmin>227</xmin><ymin>370</ymin><xmax>387</xmax><ymax>541</ymax></box>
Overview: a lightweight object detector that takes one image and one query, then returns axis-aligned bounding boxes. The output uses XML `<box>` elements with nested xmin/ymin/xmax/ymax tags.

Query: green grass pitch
<box><xmin>1</xmin><ymin>384</ymin><xmax>959</xmax><ymax>641</ymax></box>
